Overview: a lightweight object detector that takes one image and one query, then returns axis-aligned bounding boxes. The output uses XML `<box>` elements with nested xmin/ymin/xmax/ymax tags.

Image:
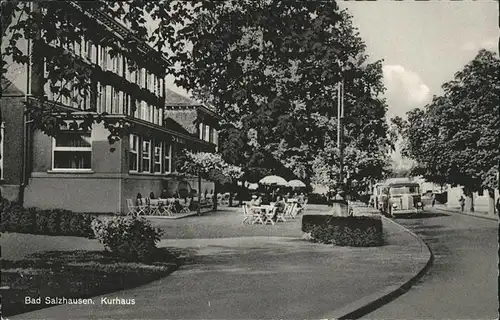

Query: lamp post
<box><xmin>337</xmin><ymin>69</ymin><xmax>345</xmax><ymax>194</ymax></box>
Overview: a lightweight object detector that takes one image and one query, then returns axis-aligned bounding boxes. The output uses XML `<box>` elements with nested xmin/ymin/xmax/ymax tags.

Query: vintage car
<box><xmin>386</xmin><ymin>181</ymin><xmax>424</xmax><ymax>216</ymax></box>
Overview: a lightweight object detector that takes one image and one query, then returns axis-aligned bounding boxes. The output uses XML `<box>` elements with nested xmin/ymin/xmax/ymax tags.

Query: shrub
<box><xmin>9</xmin><ymin>204</ymin><xmax>36</xmax><ymax>234</ymax></box>
<box><xmin>303</xmin><ymin>215</ymin><xmax>383</xmax><ymax>247</ymax></box>
<box><xmin>35</xmin><ymin>209</ymin><xmax>52</xmax><ymax>234</ymax></box>
<box><xmin>91</xmin><ymin>217</ymin><xmax>164</xmax><ymax>262</ymax></box>
<box><xmin>0</xmin><ymin>198</ymin><xmax>94</xmax><ymax>238</ymax></box>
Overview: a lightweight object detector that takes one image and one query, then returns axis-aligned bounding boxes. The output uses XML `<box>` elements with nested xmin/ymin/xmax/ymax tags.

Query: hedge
<box><xmin>0</xmin><ymin>198</ymin><xmax>95</xmax><ymax>238</ymax></box>
<box><xmin>302</xmin><ymin>215</ymin><xmax>383</xmax><ymax>247</ymax></box>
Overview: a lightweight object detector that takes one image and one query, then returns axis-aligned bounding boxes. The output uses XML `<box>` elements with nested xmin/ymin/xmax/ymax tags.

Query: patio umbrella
<box><xmin>259</xmin><ymin>175</ymin><xmax>288</xmax><ymax>186</ymax></box>
<box><xmin>288</xmin><ymin>179</ymin><xmax>306</xmax><ymax>188</ymax></box>
<box><xmin>259</xmin><ymin>175</ymin><xmax>287</xmax><ymax>200</ymax></box>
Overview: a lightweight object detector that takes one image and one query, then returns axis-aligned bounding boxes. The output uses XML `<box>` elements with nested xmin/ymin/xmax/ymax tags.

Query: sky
<box><xmin>340</xmin><ymin>0</ymin><xmax>498</xmax><ymax>120</ymax></box>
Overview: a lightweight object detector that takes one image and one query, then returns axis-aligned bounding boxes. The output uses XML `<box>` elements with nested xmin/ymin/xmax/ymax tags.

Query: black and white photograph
<box><xmin>0</xmin><ymin>0</ymin><xmax>498</xmax><ymax>319</ymax></box>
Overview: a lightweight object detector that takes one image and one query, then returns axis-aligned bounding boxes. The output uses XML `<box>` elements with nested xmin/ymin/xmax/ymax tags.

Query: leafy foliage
<box><xmin>394</xmin><ymin>50</ymin><xmax>500</xmax><ymax>193</ymax></box>
<box><xmin>302</xmin><ymin>215</ymin><xmax>384</xmax><ymax>247</ymax></box>
<box><xmin>91</xmin><ymin>216</ymin><xmax>163</xmax><ymax>262</ymax></box>
<box><xmin>176</xmin><ymin>150</ymin><xmax>243</xmax><ymax>185</ymax></box>
<box><xmin>0</xmin><ymin>198</ymin><xmax>95</xmax><ymax>237</ymax></box>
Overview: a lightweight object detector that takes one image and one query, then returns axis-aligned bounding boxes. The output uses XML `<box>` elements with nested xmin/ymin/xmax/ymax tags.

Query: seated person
<box><xmin>249</xmin><ymin>195</ymin><xmax>260</xmax><ymax>207</ymax></box>
<box><xmin>297</xmin><ymin>193</ymin><xmax>305</xmax><ymax>205</ymax></box>
<box><xmin>160</xmin><ymin>189</ymin><xmax>169</xmax><ymax>199</ymax></box>
<box><xmin>272</xmin><ymin>196</ymin><xmax>286</xmax><ymax>221</ymax></box>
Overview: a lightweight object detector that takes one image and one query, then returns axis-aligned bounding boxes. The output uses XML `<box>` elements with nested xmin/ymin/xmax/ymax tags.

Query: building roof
<box><xmin>165</xmin><ymin>89</ymin><xmax>200</xmax><ymax>107</ymax></box>
<box><xmin>1</xmin><ymin>78</ymin><xmax>24</xmax><ymax>96</ymax></box>
<box><xmin>165</xmin><ymin>89</ymin><xmax>222</xmax><ymax>120</ymax></box>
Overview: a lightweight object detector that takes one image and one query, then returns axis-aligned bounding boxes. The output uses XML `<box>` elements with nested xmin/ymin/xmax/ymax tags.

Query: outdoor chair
<box><xmin>250</xmin><ymin>207</ymin><xmax>264</xmax><ymax>224</ymax></box>
<box><xmin>179</xmin><ymin>199</ymin><xmax>191</xmax><ymax>214</ymax></box>
<box><xmin>275</xmin><ymin>207</ymin><xmax>287</xmax><ymax>223</ymax></box>
<box><xmin>135</xmin><ymin>198</ymin><xmax>148</xmax><ymax>216</ymax></box>
<box><xmin>265</xmin><ymin>207</ymin><xmax>277</xmax><ymax>225</ymax></box>
<box><xmin>295</xmin><ymin>199</ymin><xmax>308</xmax><ymax>216</ymax></box>
<box><xmin>158</xmin><ymin>200</ymin><xmax>174</xmax><ymax>216</ymax></box>
<box><xmin>126</xmin><ymin>199</ymin><xmax>143</xmax><ymax>216</ymax></box>
<box><xmin>285</xmin><ymin>203</ymin><xmax>297</xmax><ymax>219</ymax></box>
<box><xmin>242</xmin><ymin>205</ymin><xmax>254</xmax><ymax>224</ymax></box>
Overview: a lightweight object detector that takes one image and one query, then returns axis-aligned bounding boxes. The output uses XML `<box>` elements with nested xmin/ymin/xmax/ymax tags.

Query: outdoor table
<box><xmin>253</xmin><ymin>205</ymin><xmax>275</xmax><ymax>224</ymax></box>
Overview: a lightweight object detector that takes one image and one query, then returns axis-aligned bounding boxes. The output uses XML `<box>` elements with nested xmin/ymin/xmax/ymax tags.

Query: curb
<box><xmin>430</xmin><ymin>207</ymin><xmax>499</xmax><ymax>221</ymax></box>
<box><xmin>326</xmin><ymin>216</ymin><xmax>434</xmax><ymax>320</ymax></box>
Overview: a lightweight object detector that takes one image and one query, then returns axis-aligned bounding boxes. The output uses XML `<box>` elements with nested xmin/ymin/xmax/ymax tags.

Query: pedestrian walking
<box><xmin>432</xmin><ymin>193</ymin><xmax>436</xmax><ymax>207</ymax></box>
<box><xmin>496</xmin><ymin>197</ymin><xmax>500</xmax><ymax>215</ymax></box>
<box><xmin>459</xmin><ymin>196</ymin><xmax>465</xmax><ymax>212</ymax></box>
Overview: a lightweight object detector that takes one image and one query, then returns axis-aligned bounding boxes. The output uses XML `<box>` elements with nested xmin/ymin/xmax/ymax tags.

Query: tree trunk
<box><xmin>213</xmin><ymin>181</ymin><xmax>218</xmax><ymax>211</ymax></box>
<box><xmin>229</xmin><ymin>181</ymin><xmax>234</xmax><ymax>207</ymax></box>
<box><xmin>487</xmin><ymin>189</ymin><xmax>495</xmax><ymax>216</ymax></box>
<box><xmin>197</xmin><ymin>174</ymin><xmax>202</xmax><ymax>216</ymax></box>
<box><xmin>238</xmin><ymin>179</ymin><xmax>244</xmax><ymax>206</ymax></box>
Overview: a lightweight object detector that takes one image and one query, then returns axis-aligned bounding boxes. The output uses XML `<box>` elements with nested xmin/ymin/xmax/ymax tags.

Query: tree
<box><xmin>395</xmin><ymin>50</ymin><xmax>500</xmax><ymax>213</ymax></box>
<box><xmin>176</xmin><ymin>150</ymin><xmax>243</xmax><ymax>213</ymax></box>
<box><xmin>170</xmin><ymin>1</ymin><xmax>391</xmax><ymax>189</ymax></box>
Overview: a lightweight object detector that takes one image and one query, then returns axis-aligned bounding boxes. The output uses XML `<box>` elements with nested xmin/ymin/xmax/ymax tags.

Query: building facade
<box><xmin>1</xmin><ymin>3</ymin><xmax>219</xmax><ymax>213</ymax></box>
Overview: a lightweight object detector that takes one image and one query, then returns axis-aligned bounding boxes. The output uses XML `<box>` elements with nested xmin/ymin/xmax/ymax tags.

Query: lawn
<box><xmin>1</xmin><ymin>248</ymin><xmax>182</xmax><ymax>317</ymax></box>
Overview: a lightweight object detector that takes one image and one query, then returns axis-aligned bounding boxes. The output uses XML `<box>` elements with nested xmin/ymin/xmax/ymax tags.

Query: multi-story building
<box><xmin>1</xmin><ymin>3</ymin><xmax>220</xmax><ymax>214</ymax></box>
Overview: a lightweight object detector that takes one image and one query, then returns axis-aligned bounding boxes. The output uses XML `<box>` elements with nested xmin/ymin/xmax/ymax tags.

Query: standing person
<box><xmin>432</xmin><ymin>193</ymin><xmax>436</xmax><ymax>207</ymax></box>
<box><xmin>495</xmin><ymin>197</ymin><xmax>500</xmax><ymax>215</ymax></box>
<box><xmin>459</xmin><ymin>196</ymin><xmax>465</xmax><ymax>212</ymax></box>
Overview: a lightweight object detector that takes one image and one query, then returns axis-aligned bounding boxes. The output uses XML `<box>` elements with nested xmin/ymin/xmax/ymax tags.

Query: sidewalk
<box><xmin>7</xmin><ymin>206</ymin><xmax>431</xmax><ymax>320</ymax></box>
<box><xmin>430</xmin><ymin>204</ymin><xmax>498</xmax><ymax>221</ymax></box>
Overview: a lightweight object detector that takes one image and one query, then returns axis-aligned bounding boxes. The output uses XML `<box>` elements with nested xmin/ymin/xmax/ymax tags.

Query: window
<box><xmin>52</xmin><ymin>128</ymin><xmax>92</xmax><ymax>170</ymax></box>
<box><xmin>148</xmin><ymin>104</ymin><xmax>154</xmax><ymax>123</ymax></box>
<box><xmin>129</xmin><ymin>134</ymin><xmax>139</xmax><ymax>172</ymax></box>
<box><xmin>164</xmin><ymin>142</ymin><xmax>171</xmax><ymax>173</ymax></box>
<box><xmin>90</xmin><ymin>42</ymin><xmax>97</xmax><ymax>64</ymax></box>
<box><xmin>111</xmin><ymin>88</ymin><xmax>121</xmax><ymax>114</ymax></box>
<box><xmin>137</xmin><ymin>68</ymin><xmax>143</xmax><ymax>87</ymax></box>
<box><xmin>0</xmin><ymin>122</ymin><xmax>4</xmax><ymax>179</ymax></box>
<box><xmin>123</xmin><ymin>94</ymin><xmax>132</xmax><ymax>116</ymax></box>
<box><xmin>105</xmin><ymin>85</ymin><xmax>112</xmax><ymax>113</ymax></box>
<box><xmin>153</xmin><ymin>142</ymin><xmax>162</xmax><ymax>173</ymax></box>
<box><xmin>96</xmin><ymin>84</ymin><xmax>105</xmax><ymax>113</ymax></box>
<box><xmin>99</xmin><ymin>45</ymin><xmax>108</xmax><ymax>70</ymax></box>
<box><xmin>134</xmin><ymin>100</ymin><xmax>140</xmax><ymax>118</ymax></box>
<box><xmin>142</xmin><ymin>140</ymin><xmax>151</xmax><ymax>173</ymax></box>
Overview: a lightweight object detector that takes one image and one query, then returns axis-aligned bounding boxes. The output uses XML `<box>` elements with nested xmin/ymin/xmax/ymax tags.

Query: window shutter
<box><xmin>90</xmin><ymin>43</ymin><xmax>96</xmax><ymax>64</ymax></box>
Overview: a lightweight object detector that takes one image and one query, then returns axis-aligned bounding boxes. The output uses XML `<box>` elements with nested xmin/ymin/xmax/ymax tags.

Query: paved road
<box><xmin>364</xmin><ymin>209</ymin><xmax>499</xmax><ymax>319</ymax></box>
